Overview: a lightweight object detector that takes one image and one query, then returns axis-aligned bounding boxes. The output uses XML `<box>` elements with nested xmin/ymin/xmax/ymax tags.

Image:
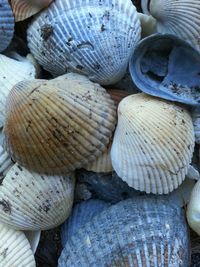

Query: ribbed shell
<box><xmin>0</xmin><ymin>53</ymin><xmax>38</xmax><ymax>127</ymax></box>
<box><xmin>192</xmin><ymin>107</ymin><xmax>200</xmax><ymax>144</ymax></box>
<box><xmin>10</xmin><ymin>0</ymin><xmax>53</xmax><ymax>22</ymax></box>
<box><xmin>0</xmin><ymin>222</ymin><xmax>35</xmax><ymax>266</ymax></box>
<box><xmin>0</xmin><ymin>145</ymin><xmax>13</xmax><ymax>177</ymax></box>
<box><xmin>0</xmin><ymin>0</ymin><xmax>14</xmax><ymax>52</ymax></box>
<box><xmin>4</xmin><ymin>73</ymin><xmax>116</xmax><ymax>174</ymax></box>
<box><xmin>58</xmin><ymin>197</ymin><xmax>190</xmax><ymax>267</ymax></box>
<box><xmin>149</xmin><ymin>0</ymin><xmax>200</xmax><ymax>51</ymax></box>
<box><xmin>187</xmin><ymin>179</ymin><xmax>200</xmax><ymax>235</ymax></box>
<box><xmin>61</xmin><ymin>199</ymin><xmax>109</xmax><ymax>246</ymax></box>
<box><xmin>111</xmin><ymin>93</ymin><xmax>195</xmax><ymax>194</ymax></box>
<box><xmin>129</xmin><ymin>34</ymin><xmax>200</xmax><ymax>106</ymax></box>
<box><xmin>27</xmin><ymin>0</ymin><xmax>141</xmax><ymax>85</ymax></box>
<box><xmin>0</xmin><ymin>163</ymin><xmax>74</xmax><ymax>230</ymax></box>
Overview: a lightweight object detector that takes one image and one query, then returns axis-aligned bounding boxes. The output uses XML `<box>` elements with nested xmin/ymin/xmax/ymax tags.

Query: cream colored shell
<box><xmin>0</xmin><ymin>163</ymin><xmax>75</xmax><ymax>230</ymax></box>
<box><xmin>0</xmin><ymin>222</ymin><xmax>35</xmax><ymax>266</ymax></box>
<box><xmin>111</xmin><ymin>93</ymin><xmax>195</xmax><ymax>194</ymax></box>
<box><xmin>4</xmin><ymin>73</ymin><xmax>116</xmax><ymax>174</ymax></box>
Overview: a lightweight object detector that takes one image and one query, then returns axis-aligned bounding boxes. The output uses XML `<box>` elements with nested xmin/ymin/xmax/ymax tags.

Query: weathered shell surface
<box><xmin>0</xmin><ymin>53</ymin><xmax>38</xmax><ymax>127</ymax></box>
<box><xmin>10</xmin><ymin>0</ymin><xmax>53</xmax><ymax>21</ymax></box>
<box><xmin>0</xmin><ymin>222</ymin><xmax>35</xmax><ymax>266</ymax></box>
<box><xmin>27</xmin><ymin>0</ymin><xmax>141</xmax><ymax>85</ymax></box>
<box><xmin>0</xmin><ymin>145</ymin><xmax>13</xmax><ymax>177</ymax></box>
<box><xmin>4</xmin><ymin>73</ymin><xmax>116</xmax><ymax>174</ymax></box>
<box><xmin>0</xmin><ymin>0</ymin><xmax>14</xmax><ymax>52</ymax></box>
<box><xmin>192</xmin><ymin>107</ymin><xmax>200</xmax><ymax>144</ymax></box>
<box><xmin>111</xmin><ymin>93</ymin><xmax>194</xmax><ymax>194</ymax></box>
<box><xmin>187</xmin><ymin>179</ymin><xmax>200</xmax><ymax>235</ymax></box>
<box><xmin>148</xmin><ymin>0</ymin><xmax>200</xmax><ymax>51</ymax></box>
<box><xmin>129</xmin><ymin>34</ymin><xmax>200</xmax><ymax>106</ymax></box>
<box><xmin>59</xmin><ymin>197</ymin><xmax>190</xmax><ymax>267</ymax></box>
<box><xmin>25</xmin><ymin>230</ymin><xmax>41</xmax><ymax>254</ymax></box>
<box><xmin>0</xmin><ymin>163</ymin><xmax>74</xmax><ymax>230</ymax></box>
<box><xmin>61</xmin><ymin>199</ymin><xmax>109</xmax><ymax>246</ymax></box>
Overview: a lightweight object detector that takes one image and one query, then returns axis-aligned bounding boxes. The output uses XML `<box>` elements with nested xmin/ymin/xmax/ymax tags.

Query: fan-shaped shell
<box><xmin>0</xmin><ymin>53</ymin><xmax>38</xmax><ymax>127</ymax></box>
<box><xmin>27</xmin><ymin>0</ymin><xmax>141</xmax><ymax>85</ymax></box>
<box><xmin>61</xmin><ymin>199</ymin><xmax>109</xmax><ymax>246</ymax></box>
<box><xmin>148</xmin><ymin>0</ymin><xmax>200</xmax><ymax>51</ymax></box>
<box><xmin>59</xmin><ymin>196</ymin><xmax>190</xmax><ymax>267</ymax></box>
<box><xmin>129</xmin><ymin>34</ymin><xmax>200</xmax><ymax>106</ymax></box>
<box><xmin>111</xmin><ymin>93</ymin><xmax>194</xmax><ymax>194</ymax></box>
<box><xmin>0</xmin><ymin>0</ymin><xmax>14</xmax><ymax>52</ymax></box>
<box><xmin>0</xmin><ymin>222</ymin><xmax>35</xmax><ymax>266</ymax></box>
<box><xmin>10</xmin><ymin>0</ymin><xmax>53</xmax><ymax>22</ymax></box>
<box><xmin>4</xmin><ymin>73</ymin><xmax>116</xmax><ymax>174</ymax></box>
<box><xmin>0</xmin><ymin>163</ymin><xmax>74</xmax><ymax>230</ymax></box>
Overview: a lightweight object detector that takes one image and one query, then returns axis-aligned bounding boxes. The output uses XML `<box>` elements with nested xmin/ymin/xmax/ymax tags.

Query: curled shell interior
<box><xmin>111</xmin><ymin>93</ymin><xmax>195</xmax><ymax>194</ymax></box>
<box><xmin>24</xmin><ymin>230</ymin><xmax>41</xmax><ymax>254</ymax></box>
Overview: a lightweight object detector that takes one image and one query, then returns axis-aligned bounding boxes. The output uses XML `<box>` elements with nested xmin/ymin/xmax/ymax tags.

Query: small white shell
<box><xmin>0</xmin><ymin>163</ymin><xmax>75</xmax><ymax>230</ymax></box>
<box><xmin>0</xmin><ymin>222</ymin><xmax>35</xmax><ymax>266</ymax></box>
<box><xmin>111</xmin><ymin>93</ymin><xmax>195</xmax><ymax>194</ymax></box>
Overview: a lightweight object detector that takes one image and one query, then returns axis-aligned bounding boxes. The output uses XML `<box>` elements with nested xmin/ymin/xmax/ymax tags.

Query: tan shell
<box><xmin>0</xmin><ymin>222</ymin><xmax>35</xmax><ymax>266</ymax></box>
<box><xmin>10</xmin><ymin>0</ymin><xmax>53</xmax><ymax>21</ymax></box>
<box><xmin>0</xmin><ymin>163</ymin><xmax>74</xmax><ymax>230</ymax></box>
<box><xmin>4</xmin><ymin>73</ymin><xmax>116</xmax><ymax>174</ymax></box>
<box><xmin>111</xmin><ymin>93</ymin><xmax>194</xmax><ymax>194</ymax></box>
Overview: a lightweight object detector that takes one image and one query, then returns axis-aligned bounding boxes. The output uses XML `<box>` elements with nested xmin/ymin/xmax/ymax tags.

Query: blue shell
<box><xmin>129</xmin><ymin>34</ymin><xmax>200</xmax><ymax>106</ymax></box>
<box><xmin>0</xmin><ymin>0</ymin><xmax>14</xmax><ymax>52</ymax></box>
<box><xmin>61</xmin><ymin>199</ymin><xmax>109</xmax><ymax>247</ymax></box>
<box><xmin>59</xmin><ymin>196</ymin><xmax>190</xmax><ymax>267</ymax></box>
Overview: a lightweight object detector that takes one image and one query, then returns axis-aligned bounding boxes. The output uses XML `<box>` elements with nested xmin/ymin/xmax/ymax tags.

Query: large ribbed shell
<box><xmin>27</xmin><ymin>0</ymin><xmax>141</xmax><ymax>85</ymax></box>
<box><xmin>149</xmin><ymin>0</ymin><xmax>200</xmax><ymax>51</ymax></box>
<box><xmin>0</xmin><ymin>0</ymin><xmax>14</xmax><ymax>52</ymax></box>
<box><xmin>4</xmin><ymin>73</ymin><xmax>116</xmax><ymax>174</ymax></box>
<box><xmin>58</xmin><ymin>197</ymin><xmax>190</xmax><ymax>267</ymax></box>
<box><xmin>111</xmin><ymin>93</ymin><xmax>195</xmax><ymax>194</ymax></box>
<box><xmin>0</xmin><ymin>222</ymin><xmax>35</xmax><ymax>266</ymax></box>
<box><xmin>187</xmin><ymin>179</ymin><xmax>200</xmax><ymax>235</ymax></box>
<box><xmin>0</xmin><ymin>163</ymin><xmax>74</xmax><ymax>230</ymax></box>
<box><xmin>0</xmin><ymin>53</ymin><xmax>38</xmax><ymax>128</ymax></box>
<box><xmin>10</xmin><ymin>0</ymin><xmax>53</xmax><ymax>21</ymax></box>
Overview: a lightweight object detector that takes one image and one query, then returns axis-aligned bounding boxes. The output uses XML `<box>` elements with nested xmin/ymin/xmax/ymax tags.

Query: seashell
<box><xmin>0</xmin><ymin>163</ymin><xmax>75</xmax><ymax>230</ymax></box>
<box><xmin>0</xmin><ymin>145</ymin><xmax>13</xmax><ymax>178</ymax></box>
<box><xmin>106</xmin><ymin>89</ymin><xmax>130</xmax><ymax>106</ymax></box>
<box><xmin>138</xmin><ymin>13</ymin><xmax>157</xmax><ymax>37</ymax></box>
<box><xmin>187</xmin><ymin>165</ymin><xmax>200</xmax><ymax>181</ymax></box>
<box><xmin>0</xmin><ymin>0</ymin><xmax>14</xmax><ymax>52</ymax></box>
<box><xmin>59</xmin><ymin>196</ymin><xmax>190</xmax><ymax>267</ymax></box>
<box><xmin>141</xmin><ymin>0</ymin><xmax>150</xmax><ymax>15</ymax></box>
<box><xmin>129</xmin><ymin>34</ymin><xmax>200</xmax><ymax>106</ymax></box>
<box><xmin>25</xmin><ymin>230</ymin><xmax>41</xmax><ymax>254</ymax></box>
<box><xmin>111</xmin><ymin>93</ymin><xmax>195</xmax><ymax>194</ymax></box>
<box><xmin>27</xmin><ymin>0</ymin><xmax>141</xmax><ymax>85</ymax></box>
<box><xmin>61</xmin><ymin>199</ymin><xmax>109</xmax><ymax>246</ymax></box>
<box><xmin>187</xmin><ymin>179</ymin><xmax>200</xmax><ymax>235</ymax></box>
<box><xmin>0</xmin><ymin>53</ymin><xmax>39</xmax><ymax>127</ymax></box>
<box><xmin>191</xmin><ymin>107</ymin><xmax>200</xmax><ymax>144</ymax></box>
<box><xmin>147</xmin><ymin>0</ymin><xmax>200</xmax><ymax>51</ymax></box>
<box><xmin>0</xmin><ymin>222</ymin><xmax>35</xmax><ymax>266</ymax></box>
<box><xmin>4</xmin><ymin>73</ymin><xmax>116</xmax><ymax>174</ymax></box>
<box><xmin>10</xmin><ymin>0</ymin><xmax>54</xmax><ymax>22</ymax></box>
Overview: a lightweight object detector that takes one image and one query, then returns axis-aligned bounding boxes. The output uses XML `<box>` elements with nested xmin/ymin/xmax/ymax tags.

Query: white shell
<box><xmin>0</xmin><ymin>145</ymin><xmax>13</xmax><ymax>177</ymax></box>
<box><xmin>111</xmin><ymin>93</ymin><xmax>195</xmax><ymax>194</ymax></box>
<box><xmin>187</xmin><ymin>179</ymin><xmax>200</xmax><ymax>235</ymax></box>
<box><xmin>27</xmin><ymin>0</ymin><xmax>141</xmax><ymax>85</ymax></box>
<box><xmin>0</xmin><ymin>163</ymin><xmax>75</xmax><ymax>230</ymax></box>
<box><xmin>24</xmin><ymin>230</ymin><xmax>41</xmax><ymax>254</ymax></box>
<box><xmin>0</xmin><ymin>53</ymin><xmax>38</xmax><ymax>127</ymax></box>
<box><xmin>138</xmin><ymin>13</ymin><xmax>157</xmax><ymax>37</ymax></box>
<box><xmin>0</xmin><ymin>222</ymin><xmax>35</xmax><ymax>266</ymax></box>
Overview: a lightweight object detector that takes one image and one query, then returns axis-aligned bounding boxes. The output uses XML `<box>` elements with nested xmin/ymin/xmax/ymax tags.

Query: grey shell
<box><xmin>58</xmin><ymin>197</ymin><xmax>190</xmax><ymax>267</ymax></box>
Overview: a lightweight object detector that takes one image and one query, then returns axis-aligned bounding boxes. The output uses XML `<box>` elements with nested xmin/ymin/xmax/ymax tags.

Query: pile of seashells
<box><xmin>0</xmin><ymin>0</ymin><xmax>200</xmax><ymax>266</ymax></box>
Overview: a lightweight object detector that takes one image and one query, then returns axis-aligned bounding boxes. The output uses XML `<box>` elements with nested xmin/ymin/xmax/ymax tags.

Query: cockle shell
<box><xmin>0</xmin><ymin>163</ymin><xmax>74</xmax><ymax>230</ymax></box>
<box><xmin>27</xmin><ymin>0</ymin><xmax>141</xmax><ymax>85</ymax></box>
<box><xmin>147</xmin><ymin>0</ymin><xmax>200</xmax><ymax>51</ymax></box>
<box><xmin>129</xmin><ymin>34</ymin><xmax>200</xmax><ymax>106</ymax></box>
<box><xmin>4</xmin><ymin>73</ymin><xmax>116</xmax><ymax>174</ymax></box>
<box><xmin>187</xmin><ymin>179</ymin><xmax>200</xmax><ymax>235</ymax></box>
<box><xmin>10</xmin><ymin>0</ymin><xmax>53</xmax><ymax>22</ymax></box>
<box><xmin>59</xmin><ymin>196</ymin><xmax>190</xmax><ymax>267</ymax></box>
<box><xmin>111</xmin><ymin>93</ymin><xmax>195</xmax><ymax>194</ymax></box>
<box><xmin>0</xmin><ymin>53</ymin><xmax>38</xmax><ymax>127</ymax></box>
<box><xmin>0</xmin><ymin>0</ymin><xmax>14</xmax><ymax>52</ymax></box>
<box><xmin>0</xmin><ymin>222</ymin><xmax>35</xmax><ymax>266</ymax></box>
